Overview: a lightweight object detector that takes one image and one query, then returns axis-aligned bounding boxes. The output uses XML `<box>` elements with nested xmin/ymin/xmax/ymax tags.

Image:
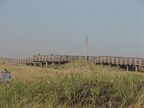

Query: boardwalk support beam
<box><xmin>135</xmin><ymin>66</ymin><xmax>138</xmax><ymax>72</ymax></box>
<box><xmin>52</xmin><ymin>62</ymin><xmax>55</xmax><ymax>65</ymax></box>
<box><xmin>46</xmin><ymin>62</ymin><xmax>48</xmax><ymax>66</ymax></box>
<box><xmin>127</xmin><ymin>65</ymin><xmax>129</xmax><ymax>71</ymax></box>
<box><xmin>109</xmin><ymin>64</ymin><xmax>111</xmax><ymax>67</ymax></box>
<box><xmin>118</xmin><ymin>65</ymin><xmax>120</xmax><ymax>68</ymax></box>
<box><xmin>34</xmin><ymin>63</ymin><xmax>36</xmax><ymax>67</ymax></box>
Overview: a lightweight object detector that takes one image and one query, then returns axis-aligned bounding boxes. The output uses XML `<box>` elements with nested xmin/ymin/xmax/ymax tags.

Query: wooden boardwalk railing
<box><xmin>32</xmin><ymin>55</ymin><xmax>144</xmax><ymax>66</ymax></box>
<box><xmin>95</xmin><ymin>56</ymin><xmax>144</xmax><ymax>66</ymax></box>
<box><xmin>0</xmin><ymin>55</ymin><xmax>144</xmax><ymax>71</ymax></box>
<box><xmin>0</xmin><ymin>58</ymin><xmax>33</xmax><ymax>65</ymax></box>
<box><xmin>33</xmin><ymin>55</ymin><xmax>87</xmax><ymax>62</ymax></box>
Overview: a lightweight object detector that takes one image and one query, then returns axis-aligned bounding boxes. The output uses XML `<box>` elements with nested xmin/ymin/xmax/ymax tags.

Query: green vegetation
<box><xmin>0</xmin><ymin>61</ymin><xmax>144</xmax><ymax>108</ymax></box>
<box><xmin>138</xmin><ymin>67</ymin><xmax>144</xmax><ymax>72</ymax></box>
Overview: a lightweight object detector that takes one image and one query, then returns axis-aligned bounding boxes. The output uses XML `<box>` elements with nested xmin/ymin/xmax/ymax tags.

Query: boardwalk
<box><xmin>32</xmin><ymin>55</ymin><xmax>144</xmax><ymax>66</ymax></box>
<box><xmin>0</xmin><ymin>55</ymin><xmax>144</xmax><ymax>71</ymax></box>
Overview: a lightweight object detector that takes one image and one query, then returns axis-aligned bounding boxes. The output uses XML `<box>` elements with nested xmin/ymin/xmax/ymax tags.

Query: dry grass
<box><xmin>0</xmin><ymin>61</ymin><xmax>144</xmax><ymax>81</ymax></box>
<box><xmin>0</xmin><ymin>61</ymin><xmax>144</xmax><ymax>108</ymax></box>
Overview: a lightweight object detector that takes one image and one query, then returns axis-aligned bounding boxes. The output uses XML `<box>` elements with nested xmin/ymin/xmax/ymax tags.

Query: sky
<box><xmin>0</xmin><ymin>0</ymin><xmax>144</xmax><ymax>58</ymax></box>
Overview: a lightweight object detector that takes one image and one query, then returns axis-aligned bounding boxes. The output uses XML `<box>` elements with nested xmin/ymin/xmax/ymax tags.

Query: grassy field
<box><xmin>0</xmin><ymin>61</ymin><xmax>144</xmax><ymax>108</ymax></box>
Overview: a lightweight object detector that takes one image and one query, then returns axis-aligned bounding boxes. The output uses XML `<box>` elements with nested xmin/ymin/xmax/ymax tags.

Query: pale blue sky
<box><xmin>0</xmin><ymin>0</ymin><xmax>144</xmax><ymax>58</ymax></box>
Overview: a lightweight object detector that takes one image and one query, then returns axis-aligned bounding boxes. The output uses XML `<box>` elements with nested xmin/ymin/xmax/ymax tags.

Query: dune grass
<box><xmin>0</xmin><ymin>61</ymin><xmax>144</xmax><ymax>108</ymax></box>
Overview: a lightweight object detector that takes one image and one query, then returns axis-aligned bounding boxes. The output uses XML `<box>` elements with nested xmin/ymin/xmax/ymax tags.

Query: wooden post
<box><xmin>112</xmin><ymin>57</ymin><xmax>113</xmax><ymax>64</ymax></box>
<box><xmin>85</xmin><ymin>36</ymin><xmax>88</xmax><ymax>61</ymax></box>
<box><xmin>135</xmin><ymin>66</ymin><xmax>138</xmax><ymax>72</ymax></box>
<box><xmin>135</xmin><ymin>58</ymin><xmax>137</xmax><ymax>66</ymax></box>
<box><xmin>40</xmin><ymin>62</ymin><xmax>43</xmax><ymax>67</ymax></box>
<box><xmin>130</xmin><ymin>58</ymin><xmax>131</xmax><ymax>65</ymax></box>
<box><xmin>118</xmin><ymin>65</ymin><xmax>120</xmax><ymax>68</ymax></box>
<box><xmin>52</xmin><ymin>62</ymin><xmax>55</xmax><ymax>65</ymax></box>
<box><xmin>116</xmin><ymin>58</ymin><xmax>118</xmax><ymax>65</ymax></box>
<box><xmin>120</xmin><ymin>58</ymin><xmax>122</xmax><ymax>65</ymax></box>
<box><xmin>108</xmin><ymin>57</ymin><xmax>109</xmax><ymax>64</ymax></box>
<box><xmin>46</xmin><ymin>62</ymin><xmax>48</xmax><ymax>66</ymax></box>
<box><xmin>125</xmin><ymin>58</ymin><xmax>127</xmax><ymax>65</ymax></box>
<box><xmin>104</xmin><ymin>56</ymin><xmax>106</xmax><ymax>63</ymax></box>
<box><xmin>34</xmin><ymin>63</ymin><xmax>36</xmax><ymax>67</ymax></box>
<box><xmin>109</xmin><ymin>64</ymin><xmax>111</xmax><ymax>67</ymax></box>
<box><xmin>127</xmin><ymin>65</ymin><xmax>129</xmax><ymax>71</ymax></box>
<box><xmin>38</xmin><ymin>55</ymin><xmax>40</xmax><ymax>61</ymax></box>
<box><xmin>101</xmin><ymin>56</ymin><xmax>102</xmax><ymax>63</ymax></box>
<box><xmin>139</xmin><ymin>59</ymin><xmax>141</xmax><ymax>67</ymax></box>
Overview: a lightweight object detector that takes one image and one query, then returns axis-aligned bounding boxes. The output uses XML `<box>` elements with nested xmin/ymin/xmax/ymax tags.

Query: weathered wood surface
<box><xmin>33</xmin><ymin>55</ymin><xmax>86</xmax><ymax>62</ymax></box>
<box><xmin>0</xmin><ymin>58</ymin><xmax>33</xmax><ymax>65</ymax></box>
<box><xmin>95</xmin><ymin>56</ymin><xmax>144</xmax><ymax>66</ymax></box>
<box><xmin>0</xmin><ymin>55</ymin><xmax>144</xmax><ymax>67</ymax></box>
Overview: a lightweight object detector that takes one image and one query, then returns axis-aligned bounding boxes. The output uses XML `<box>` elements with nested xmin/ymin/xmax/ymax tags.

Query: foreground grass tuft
<box><xmin>0</xmin><ymin>73</ymin><xmax>144</xmax><ymax>107</ymax></box>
